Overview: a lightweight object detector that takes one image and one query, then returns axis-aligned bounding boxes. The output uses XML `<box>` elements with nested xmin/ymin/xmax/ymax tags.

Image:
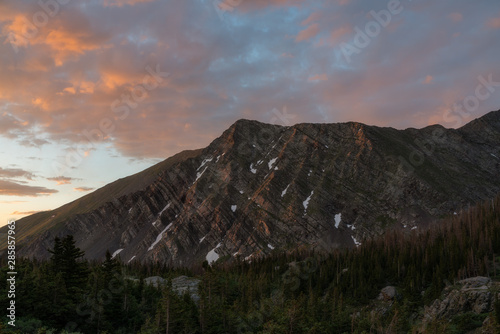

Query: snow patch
<box><xmin>250</xmin><ymin>163</ymin><xmax>257</xmax><ymax>174</ymax></box>
<box><xmin>303</xmin><ymin>190</ymin><xmax>314</xmax><ymax>210</ymax></box>
<box><xmin>334</xmin><ymin>214</ymin><xmax>342</xmax><ymax>228</ymax></box>
<box><xmin>233</xmin><ymin>252</ymin><xmax>240</xmax><ymax>257</ymax></box>
<box><xmin>148</xmin><ymin>223</ymin><xmax>173</xmax><ymax>251</ymax></box>
<box><xmin>281</xmin><ymin>184</ymin><xmax>291</xmax><ymax>197</ymax></box>
<box><xmin>351</xmin><ymin>236</ymin><xmax>361</xmax><ymax>247</ymax></box>
<box><xmin>492</xmin><ymin>153</ymin><xmax>499</xmax><ymax>159</ymax></box>
<box><xmin>231</xmin><ymin>205</ymin><xmax>237</xmax><ymax>212</ymax></box>
<box><xmin>239</xmin><ymin>190</ymin><xmax>244</xmax><ymax>194</ymax></box>
<box><xmin>199</xmin><ymin>235</ymin><xmax>208</xmax><ymax>243</ymax></box>
<box><xmin>256</xmin><ymin>160</ymin><xmax>264</xmax><ymax>165</ymax></box>
<box><xmin>347</xmin><ymin>224</ymin><xmax>356</xmax><ymax>231</ymax></box>
<box><xmin>267</xmin><ymin>244</ymin><xmax>275</xmax><ymax>250</ymax></box>
<box><xmin>308</xmin><ymin>169</ymin><xmax>312</xmax><ymax>177</ymax></box>
<box><xmin>111</xmin><ymin>249</ymin><xmax>123</xmax><ymax>259</ymax></box>
<box><xmin>268</xmin><ymin>157</ymin><xmax>278</xmax><ymax>170</ymax></box>
<box><xmin>215</xmin><ymin>155</ymin><xmax>221</xmax><ymax>163</ymax></box>
<box><xmin>195</xmin><ymin>166</ymin><xmax>209</xmax><ymax>182</ymax></box>
<box><xmin>206</xmin><ymin>243</ymin><xmax>222</xmax><ymax>264</ymax></box>
<box><xmin>197</xmin><ymin>157</ymin><xmax>213</xmax><ymax>171</ymax></box>
<box><xmin>411</xmin><ymin>226</ymin><xmax>418</xmax><ymax>230</ymax></box>
<box><xmin>127</xmin><ymin>255</ymin><xmax>136</xmax><ymax>263</ymax></box>
<box><xmin>158</xmin><ymin>202</ymin><xmax>171</xmax><ymax>217</ymax></box>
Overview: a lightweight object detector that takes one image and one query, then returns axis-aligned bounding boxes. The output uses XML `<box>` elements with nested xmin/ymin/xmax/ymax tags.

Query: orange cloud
<box><xmin>63</xmin><ymin>87</ymin><xmax>76</xmax><ymax>94</ymax></box>
<box><xmin>32</xmin><ymin>97</ymin><xmax>50</xmax><ymax>111</ymax></box>
<box><xmin>74</xmin><ymin>187</ymin><xmax>94</xmax><ymax>192</ymax></box>
<box><xmin>2</xmin><ymin>15</ymin><xmax>34</xmax><ymax>49</ymax></box>
<box><xmin>44</xmin><ymin>29</ymin><xmax>102</xmax><ymax>66</ymax></box>
<box><xmin>423</xmin><ymin>75</ymin><xmax>433</xmax><ymax>84</ymax></box>
<box><xmin>308</xmin><ymin>74</ymin><xmax>328</xmax><ymax>82</ymax></box>
<box><xmin>296</xmin><ymin>23</ymin><xmax>320</xmax><ymax>42</ymax></box>
<box><xmin>47</xmin><ymin>176</ymin><xmax>79</xmax><ymax>185</ymax></box>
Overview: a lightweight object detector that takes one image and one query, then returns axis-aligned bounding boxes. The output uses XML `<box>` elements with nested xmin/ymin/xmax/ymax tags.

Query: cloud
<box><xmin>308</xmin><ymin>74</ymin><xmax>328</xmax><ymax>82</ymax></box>
<box><xmin>10</xmin><ymin>210</ymin><xmax>44</xmax><ymax>215</ymax></box>
<box><xmin>0</xmin><ymin>167</ymin><xmax>35</xmax><ymax>180</ymax></box>
<box><xmin>296</xmin><ymin>23</ymin><xmax>320</xmax><ymax>42</ymax></box>
<box><xmin>102</xmin><ymin>0</ymin><xmax>157</xmax><ymax>7</ymax></box>
<box><xmin>73</xmin><ymin>187</ymin><xmax>94</xmax><ymax>192</ymax></box>
<box><xmin>487</xmin><ymin>16</ymin><xmax>500</xmax><ymax>29</ymax></box>
<box><xmin>0</xmin><ymin>0</ymin><xmax>499</xmax><ymax>164</ymax></box>
<box><xmin>0</xmin><ymin>201</ymin><xmax>28</xmax><ymax>204</ymax></box>
<box><xmin>18</xmin><ymin>138</ymin><xmax>50</xmax><ymax>147</ymax></box>
<box><xmin>448</xmin><ymin>12</ymin><xmax>463</xmax><ymax>22</ymax></box>
<box><xmin>0</xmin><ymin>180</ymin><xmax>58</xmax><ymax>197</ymax></box>
<box><xmin>301</xmin><ymin>12</ymin><xmax>321</xmax><ymax>26</ymax></box>
<box><xmin>423</xmin><ymin>75</ymin><xmax>433</xmax><ymax>84</ymax></box>
<box><xmin>47</xmin><ymin>176</ymin><xmax>80</xmax><ymax>185</ymax></box>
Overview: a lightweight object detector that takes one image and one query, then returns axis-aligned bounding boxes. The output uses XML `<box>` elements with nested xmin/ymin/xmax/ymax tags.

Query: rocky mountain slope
<box><xmin>3</xmin><ymin>110</ymin><xmax>500</xmax><ymax>266</ymax></box>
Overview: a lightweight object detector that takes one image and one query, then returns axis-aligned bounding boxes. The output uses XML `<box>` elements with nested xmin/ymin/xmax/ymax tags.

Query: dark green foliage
<box><xmin>449</xmin><ymin>312</ymin><xmax>488</xmax><ymax>333</ymax></box>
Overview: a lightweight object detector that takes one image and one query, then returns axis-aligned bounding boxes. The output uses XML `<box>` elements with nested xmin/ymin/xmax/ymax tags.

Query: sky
<box><xmin>0</xmin><ymin>0</ymin><xmax>499</xmax><ymax>226</ymax></box>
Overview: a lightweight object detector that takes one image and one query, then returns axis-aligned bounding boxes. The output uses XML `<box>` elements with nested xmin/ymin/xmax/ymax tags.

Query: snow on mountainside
<box><xmin>4</xmin><ymin>110</ymin><xmax>500</xmax><ymax>266</ymax></box>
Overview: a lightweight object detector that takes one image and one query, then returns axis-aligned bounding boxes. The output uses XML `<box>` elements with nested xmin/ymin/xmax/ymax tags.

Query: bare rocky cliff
<box><xmin>8</xmin><ymin>110</ymin><xmax>500</xmax><ymax>266</ymax></box>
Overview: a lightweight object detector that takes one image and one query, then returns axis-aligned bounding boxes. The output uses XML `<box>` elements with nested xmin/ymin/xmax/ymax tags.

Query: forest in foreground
<box><xmin>2</xmin><ymin>195</ymin><xmax>500</xmax><ymax>333</ymax></box>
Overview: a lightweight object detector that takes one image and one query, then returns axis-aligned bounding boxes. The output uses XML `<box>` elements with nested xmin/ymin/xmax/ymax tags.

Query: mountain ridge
<box><xmin>2</xmin><ymin>110</ymin><xmax>500</xmax><ymax>266</ymax></box>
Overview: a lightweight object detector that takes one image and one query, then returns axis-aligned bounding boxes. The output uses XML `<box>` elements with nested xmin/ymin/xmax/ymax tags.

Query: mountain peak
<box><xmin>5</xmin><ymin>110</ymin><xmax>500</xmax><ymax>266</ymax></box>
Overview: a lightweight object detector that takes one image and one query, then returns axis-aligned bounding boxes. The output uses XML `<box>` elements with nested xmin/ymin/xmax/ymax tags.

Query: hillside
<box><xmin>2</xmin><ymin>110</ymin><xmax>500</xmax><ymax>266</ymax></box>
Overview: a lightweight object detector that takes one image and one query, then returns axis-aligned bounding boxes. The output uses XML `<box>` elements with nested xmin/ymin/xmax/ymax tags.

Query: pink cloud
<box><xmin>329</xmin><ymin>25</ymin><xmax>351</xmax><ymax>45</ymax></box>
<box><xmin>487</xmin><ymin>16</ymin><xmax>500</xmax><ymax>29</ymax></box>
<box><xmin>423</xmin><ymin>75</ymin><xmax>433</xmax><ymax>84</ymax></box>
<box><xmin>103</xmin><ymin>0</ymin><xmax>157</xmax><ymax>7</ymax></box>
<box><xmin>448</xmin><ymin>12</ymin><xmax>463</xmax><ymax>22</ymax></box>
<box><xmin>296</xmin><ymin>23</ymin><xmax>320</xmax><ymax>42</ymax></box>
<box><xmin>301</xmin><ymin>12</ymin><xmax>321</xmax><ymax>26</ymax></box>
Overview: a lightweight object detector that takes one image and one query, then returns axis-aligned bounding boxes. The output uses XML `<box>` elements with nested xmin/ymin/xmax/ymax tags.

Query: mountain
<box><xmin>2</xmin><ymin>110</ymin><xmax>500</xmax><ymax>266</ymax></box>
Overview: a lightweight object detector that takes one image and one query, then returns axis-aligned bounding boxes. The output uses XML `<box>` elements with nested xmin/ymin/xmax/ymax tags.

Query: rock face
<box><xmin>7</xmin><ymin>110</ymin><xmax>500</xmax><ymax>266</ymax></box>
<box><xmin>422</xmin><ymin>277</ymin><xmax>499</xmax><ymax>327</ymax></box>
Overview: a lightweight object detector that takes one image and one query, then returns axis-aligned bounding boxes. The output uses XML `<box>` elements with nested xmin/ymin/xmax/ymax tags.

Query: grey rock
<box><xmin>378</xmin><ymin>286</ymin><xmax>397</xmax><ymax>301</ymax></box>
<box><xmin>422</xmin><ymin>276</ymin><xmax>499</xmax><ymax>328</ymax></box>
